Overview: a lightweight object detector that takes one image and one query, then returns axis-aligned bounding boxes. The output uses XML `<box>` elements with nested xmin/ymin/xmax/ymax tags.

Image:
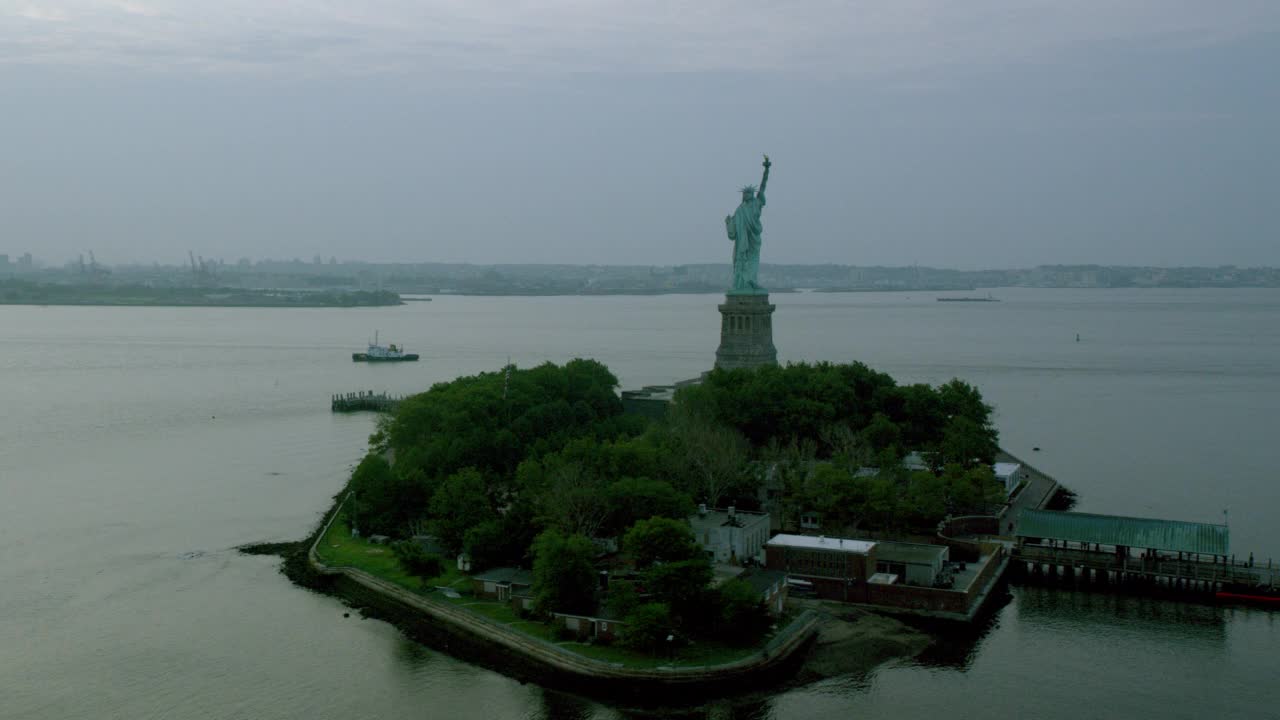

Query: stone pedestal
<box><xmin>714</xmin><ymin>293</ymin><xmax>778</xmax><ymax>370</ymax></box>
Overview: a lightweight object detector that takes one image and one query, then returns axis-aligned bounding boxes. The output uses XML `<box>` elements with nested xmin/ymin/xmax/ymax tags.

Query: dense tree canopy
<box><xmin>623</xmin><ymin>517</ymin><xmax>713</xmax><ymax>626</ymax></box>
<box><xmin>715</xmin><ymin>579</ymin><xmax>770</xmax><ymax>643</ymax></box>
<box><xmin>429</xmin><ymin>468</ymin><xmax>496</xmax><ymax>555</ymax></box>
<box><xmin>343</xmin><ymin>357</ymin><xmax>1003</xmax><ymax>647</ymax></box>
<box><xmin>378</xmin><ymin>359</ymin><xmax>626</xmax><ymax>485</ymax></box>
<box><xmin>603</xmin><ymin>477</ymin><xmax>695</xmax><ymax>537</ymax></box>
<box><xmin>623</xmin><ymin>517</ymin><xmax>702</xmax><ymax>568</ymax></box>
<box><xmin>678</xmin><ymin>362</ymin><xmax>999</xmax><ymax>467</ymax></box>
<box><xmin>347</xmin><ymin>453</ymin><xmax>432</xmax><ymax>537</ymax></box>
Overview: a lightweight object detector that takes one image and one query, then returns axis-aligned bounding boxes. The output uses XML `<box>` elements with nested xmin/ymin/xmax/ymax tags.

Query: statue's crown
<box><xmin>740</xmin><ymin>184</ymin><xmax>757</xmax><ymax>194</ymax></box>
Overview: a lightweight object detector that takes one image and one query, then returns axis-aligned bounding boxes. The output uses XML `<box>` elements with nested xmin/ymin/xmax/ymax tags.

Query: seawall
<box><xmin>293</xmin><ymin>495</ymin><xmax>820</xmax><ymax>702</ymax></box>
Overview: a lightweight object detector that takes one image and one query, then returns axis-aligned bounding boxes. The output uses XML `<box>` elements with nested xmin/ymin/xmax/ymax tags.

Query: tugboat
<box><xmin>352</xmin><ymin>332</ymin><xmax>419</xmax><ymax>362</ymax></box>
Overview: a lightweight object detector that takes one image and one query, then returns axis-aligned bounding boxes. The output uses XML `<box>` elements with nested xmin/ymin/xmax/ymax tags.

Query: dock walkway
<box><xmin>998</xmin><ymin>450</ymin><xmax>1059</xmax><ymax>534</ymax></box>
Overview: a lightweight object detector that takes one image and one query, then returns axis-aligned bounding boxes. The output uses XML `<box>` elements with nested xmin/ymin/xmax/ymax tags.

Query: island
<box><xmin>267</xmin><ymin>357</ymin><xmax>1009</xmax><ymax>699</ymax></box>
<box><xmin>0</xmin><ymin>279</ymin><xmax>403</xmax><ymax>307</ymax></box>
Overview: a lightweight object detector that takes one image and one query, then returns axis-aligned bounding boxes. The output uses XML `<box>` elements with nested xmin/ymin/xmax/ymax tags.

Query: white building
<box><xmin>689</xmin><ymin>505</ymin><xmax>772</xmax><ymax>565</ymax></box>
<box><xmin>994</xmin><ymin>462</ymin><xmax>1023</xmax><ymax>495</ymax></box>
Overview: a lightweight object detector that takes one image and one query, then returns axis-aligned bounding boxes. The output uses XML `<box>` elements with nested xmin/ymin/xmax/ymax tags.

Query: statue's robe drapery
<box><xmin>725</xmin><ymin>193</ymin><xmax>766</xmax><ymax>292</ymax></box>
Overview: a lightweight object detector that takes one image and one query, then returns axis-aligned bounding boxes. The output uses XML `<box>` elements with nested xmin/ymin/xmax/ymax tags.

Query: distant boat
<box><xmin>352</xmin><ymin>332</ymin><xmax>419</xmax><ymax>362</ymax></box>
<box><xmin>937</xmin><ymin>293</ymin><xmax>999</xmax><ymax>303</ymax></box>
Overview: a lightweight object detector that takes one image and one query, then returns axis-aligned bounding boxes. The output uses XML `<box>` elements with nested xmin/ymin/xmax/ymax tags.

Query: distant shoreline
<box><xmin>5</xmin><ymin>285</ymin><xmax>1277</xmax><ymax>307</ymax></box>
<box><xmin>0</xmin><ymin>300</ymin><xmax>405</xmax><ymax>308</ymax></box>
<box><xmin>0</xmin><ymin>283</ymin><xmax>404</xmax><ymax>308</ymax></box>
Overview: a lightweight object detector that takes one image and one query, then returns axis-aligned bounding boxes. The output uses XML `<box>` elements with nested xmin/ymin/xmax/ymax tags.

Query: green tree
<box><xmin>463</xmin><ymin>520</ymin><xmax>507</xmax><ymax>572</ymax></box>
<box><xmin>715</xmin><ymin>578</ymin><xmax>770</xmax><ymax>643</ymax></box>
<box><xmin>940</xmin><ymin>415</ymin><xmax>998</xmax><ymax>467</ymax></box>
<box><xmin>392</xmin><ymin>541</ymin><xmax>443</xmax><ymax>578</ymax></box>
<box><xmin>894</xmin><ymin>383</ymin><xmax>945</xmax><ymax>449</ymax></box>
<box><xmin>623</xmin><ymin>517</ymin><xmax>701</xmax><ymax>568</ymax></box>
<box><xmin>531</xmin><ymin>530</ymin><xmax>598</xmax><ymax>615</ymax></box>
<box><xmin>619</xmin><ymin>602</ymin><xmax>673</xmax><ymax>653</ymax></box>
<box><xmin>902</xmin><ymin>471</ymin><xmax>948</xmax><ymax>527</ymax></box>
<box><xmin>666</xmin><ymin>403</ymin><xmax>750</xmax><ymax>506</ymax></box>
<box><xmin>644</xmin><ymin>559</ymin><xmax>713</xmax><ymax>624</ymax></box>
<box><xmin>384</xmin><ymin>359</ymin><xmax>623</xmax><ymax>486</ymax></box>
<box><xmin>864</xmin><ymin>475</ymin><xmax>900</xmax><ymax>529</ymax></box>
<box><xmin>622</xmin><ymin>518</ymin><xmax>712</xmax><ymax>624</ymax></box>
<box><xmin>604</xmin><ymin>477</ymin><xmax>695</xmax><ymax>537</ymax></box>
<box><xmin>938</xmin><ymin>379</ymin><xmax>993</xmax><ymax>426</ymax></box>
<box><xmin>605</xmin><ymin>580</ymin><xmax>640</xmax><ymax>619</ymax></box>
<box><xmin>942</xmin><ymin>464</ymin><xmax>1005</xmax><ymax>514</ymax></box>
<box><xmin>348</xmin><ymin>453</ymin><xmax>432</xmax><ymax>537</ymax></box>
<box><xmin>861</xmin><ymin>412</ymin><xmax>903</xmax><ymax>453</ymax></box>
<box><xmin>537</xmin><ymin>461</ymin><xmax>610</xmax><ymax>538</ymax></box>
<box><xmin>429</xmin><ymin>467</ymin><xmax>496</xmax><ymax>555</ymax></box>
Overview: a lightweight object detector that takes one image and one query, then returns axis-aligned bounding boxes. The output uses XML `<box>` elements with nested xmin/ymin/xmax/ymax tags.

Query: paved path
<box><xmin>998</xmin><ymin>451</ymin><xmax>1059</xmax><ymax>536</ymax></box>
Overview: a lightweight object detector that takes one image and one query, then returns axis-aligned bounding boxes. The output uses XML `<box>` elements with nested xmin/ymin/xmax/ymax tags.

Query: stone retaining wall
<box><xmin>305</xmin><ymin>496</ymin><xmax>819</xmax><ymax>699</ymax></box>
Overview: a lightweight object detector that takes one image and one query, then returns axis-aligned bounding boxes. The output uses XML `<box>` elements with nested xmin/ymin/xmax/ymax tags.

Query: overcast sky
<box><xmin>2</xmin><ymin>1</ymin><xmax>1277</xmax><ymax>268</ymax></box>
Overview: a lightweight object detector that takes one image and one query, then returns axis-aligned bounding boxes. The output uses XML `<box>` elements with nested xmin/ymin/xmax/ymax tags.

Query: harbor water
<box><xmin>2</xmin><ymin>288</ymin><xmax>1277</xmax><ymax>719</ymax></box>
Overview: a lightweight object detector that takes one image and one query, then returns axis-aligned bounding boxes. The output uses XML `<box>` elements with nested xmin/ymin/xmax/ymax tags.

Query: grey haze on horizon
<box><xmin>2</xmin><ymin>1</ymin><xmax>1277</xmax><ymax>270</ymax></box>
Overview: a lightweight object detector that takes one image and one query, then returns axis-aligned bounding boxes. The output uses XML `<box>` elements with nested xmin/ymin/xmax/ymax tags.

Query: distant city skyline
<box><xmin>5</xmin><ymin>250</ymin><xmax>1278</xmax><ymax>278</ymax></box>
<box><xmin>2</xmin><ymin>2</ymin><xmax>1277</xmax><ymax>268</ymax></box>
<box><xmin>5</xmin><ymin>249</ymin><xmax>1280</xmax><ymax>273</ymax></box>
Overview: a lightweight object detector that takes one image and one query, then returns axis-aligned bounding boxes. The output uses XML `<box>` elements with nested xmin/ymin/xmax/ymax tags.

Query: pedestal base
<box><xmin>714</xmin><ymin>293</ymin><xmax>778</xmax><ymax>370</ymax></box>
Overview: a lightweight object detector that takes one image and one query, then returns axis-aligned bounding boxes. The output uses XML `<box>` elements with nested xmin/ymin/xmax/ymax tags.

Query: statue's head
<box><xmin>740</xmin><ymin>185</ymin><xmax>756</xmax><ymax>201</ymax></box>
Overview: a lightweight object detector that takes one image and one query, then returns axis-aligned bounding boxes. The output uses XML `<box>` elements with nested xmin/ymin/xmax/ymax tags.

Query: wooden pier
<box><xmin>331</xmin><ymin>391</ymin><xmax>402</xmax><ymax>413</ymax></box>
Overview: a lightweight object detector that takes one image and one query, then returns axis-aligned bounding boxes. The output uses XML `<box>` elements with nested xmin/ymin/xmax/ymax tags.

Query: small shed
<box><xmin>993</xmin><ymin>462</ymin><xmax>1022</xmax><ymax>495</ymax></box>
<box><xmin>471</xmin><ymin>567</ymin><xmax>533</xmax><ymax>602</ymax></box>
<box><xmin>552</xmin><ymin>609</ymin><xmax>625</xmax><ymax>642</ymax></box>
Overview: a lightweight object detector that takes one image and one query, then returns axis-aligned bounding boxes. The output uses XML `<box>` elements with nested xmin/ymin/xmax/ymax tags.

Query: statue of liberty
<box><xmin>724</xmin><ymin>154</ymin><xmax>771</xmax><ymax>294</ymax></box>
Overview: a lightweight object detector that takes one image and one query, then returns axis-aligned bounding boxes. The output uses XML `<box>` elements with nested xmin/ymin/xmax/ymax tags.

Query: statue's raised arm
<box><xmin>758</xmin><ymin>154</ymin><xmax>771</xmax><ymax>201</ymax></box>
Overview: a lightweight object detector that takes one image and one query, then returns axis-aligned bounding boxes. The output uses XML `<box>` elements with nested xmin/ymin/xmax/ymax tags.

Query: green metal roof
<box><xmin>1017</xmin><ymin>510</ymin><xmax>1230</xmax><ymax>556</ymax></box>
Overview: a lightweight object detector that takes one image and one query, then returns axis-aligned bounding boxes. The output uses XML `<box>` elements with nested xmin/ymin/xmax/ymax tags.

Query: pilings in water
<box><xmin>331</xmin><ymin>390</ymin><xmax>402</xmax><ymax>413</ymax></box>
<box><xmin>1011</xmin><ymin>555</ymin><xmax>1248</xmax><ymax>601</ymax></box>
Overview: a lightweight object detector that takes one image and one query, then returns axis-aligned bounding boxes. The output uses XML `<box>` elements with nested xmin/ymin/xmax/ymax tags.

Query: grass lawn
<box><xmin>314</xmin><ymin>516</ymin><xmax>467</xmax><ymax>594</ymax></box>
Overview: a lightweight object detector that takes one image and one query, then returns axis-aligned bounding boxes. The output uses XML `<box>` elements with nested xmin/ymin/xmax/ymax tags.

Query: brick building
<box><xmin>764</xmin><ymin>534</ymin><xmax>877</xmax><ymax>602</ymax></box>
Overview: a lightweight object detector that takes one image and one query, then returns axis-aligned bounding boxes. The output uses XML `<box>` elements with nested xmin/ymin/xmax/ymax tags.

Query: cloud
<box><xmin>1</xmin><ymin>0</ymin><xmax>1276</xmax><ymax>76</ymax></box>
<box><xmin>15</xmin><ymin>4</ymin><xmax>68</xmax><ymax>22</ymax></box>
